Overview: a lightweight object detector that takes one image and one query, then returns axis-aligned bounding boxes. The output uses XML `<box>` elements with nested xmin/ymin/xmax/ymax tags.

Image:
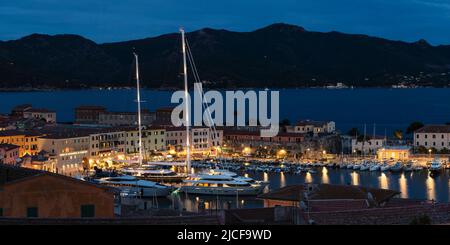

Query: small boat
<box><xmin>360</xmin><ymin>164</ymin><xmax>370</xmax><ymax>171</ymax></box>
<box><xmin>429</xmin><ymin>159</ymin><xmax>443</xmax><ymax>174</ymax></box>
<box><xmin>353</xmin><ymin>164</ymin><xmax>361</xmax><ymax>170</ymax></box>
<box><xmin>413</xmin><ymin>165</ymin><xmax>424</xmax><ymax>171</ymax></box>
<box><xmin>403</xmin><ymin>162</ymin><xmax>414</xmax><ymax>172</ymax></box>
<box><xmin>307</xmin><ymin>169</ymin><xmax>317</xmax><ymax>174</ymax></box>
<box><xmin>369</xmin><ymin>164</ymin><xmax>380</xmax><ymax>172</ymax></box>
<box><xmin>380</xmin><ymin>163</ymin><xmax>391</xmax><ymax>171</ymax></box>
<box><xmin>390</xmin><ymin>162</ymin><xmax>403</xmax><ymax>173</ymax></box>
<box><xmin>339</xmin><ymin>163</ymin><xmax>347</xmax><ymax>169</ymax></box>
<box><xmin>95</xmin><ymin>175</ymin><xmax>173</xmax><ymax>197</ymax></box>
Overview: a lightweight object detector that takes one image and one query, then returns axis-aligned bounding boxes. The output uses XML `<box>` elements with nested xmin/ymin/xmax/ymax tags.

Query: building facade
<box><xmin>98</xmin><ymin>110</ymin><xmax>155</xmax><ymax>126</ymax></box>
<box><xmin>0</xmin><ymin>131</ymin><xmax>41</xmax><ymax>157</ymax></box>
<box><xmin>37</xmin><ymin>133</ymin><xmax>90</xmax><ymax>176</ymax></box>
<box><xmin>377</xmin><ymin>146</ymin><xmax>410</xmax><ymax>160</ymax></box>
<box><xmin>287</xmin><ymin>120</ymin><xmax>336</xmax><ymax>135</ymax></box>
<box><xmin>166</xmin><ymin>127</ymin><xmax>223</xmax><ymax>155</ymax></box>
<box><xmin>23</xmin><ymin>108</ymin><xmax>56</xmax><ymax>123</ymax></box>
<box><xmin>351</xmin><ymin>137</ymin><xmax>385</xmax><ymax>155</ymax></box>
<box><xmin>124</xmin><ymin>127</ymin><xmax>166</xmax><ymax>155</ymax></box>
<box><xmin>0</xmin><ymin>166</ymin><xmax>117</xmax><ymax>218</ymax></box>
<box><xmin>74</xmin><ymin>106</ymin><xmax>107</xmax><ymax>124</ymax></box>
<box><xmin>414</xmin><ymin>125</ymin><xmax>450</xmax><ymax>151</ymax></box>
<box><xmin>0</xmin><ymin>144</ymin><xmax>20</xmax><ymax>165</ymax></box>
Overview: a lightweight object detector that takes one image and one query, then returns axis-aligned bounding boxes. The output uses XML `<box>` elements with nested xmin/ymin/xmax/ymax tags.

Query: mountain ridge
<box><xmin>1</xmin><ymin>23</ymin><xmax>449</xmax><ymax>89</ymax></box>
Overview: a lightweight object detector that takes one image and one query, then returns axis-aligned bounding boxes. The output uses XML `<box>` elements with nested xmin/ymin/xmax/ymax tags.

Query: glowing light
<box><xmin>426</xmin><ymin>175</ymin><xmax>436</xmax><ymax>201</ymax></box>
<box><xmin>321</xmin><ymin>167</ymin><xmax>329</xmax><ymax>184</ymax></box>
<box><xmin>399</xmin><ymin>173</ymin><xmax>408</xmax><ymax>198</ymax></box>
<box><xmin>351</xmin><ymin>171</ymin><xmax>360</xmax><ymax>186</ymax></box>
<box><xmin>379</xmin><ymin>173</ymin><xmax>388</xmax><ymax>189</ymax></box>
<box><xmin>280</xmin><ymin>172</ymin><xmax>286</xmax><ymax>187</ymax></box>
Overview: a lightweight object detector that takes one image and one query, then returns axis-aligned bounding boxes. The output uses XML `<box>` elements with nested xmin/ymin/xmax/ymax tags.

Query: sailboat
<box><xmin>176</xmin><ymin>28</ymin><xmax>266</xmax><ymax>196</ymax></box>
<box><xmin>95</xmin><ymin>53</ymin><xmax>173</xmax><ymax>197</ymax></box>
<box><xmin>122</xmin><ymin>53</ymin><xmax>187</xmax><ymax>183</ymax></box>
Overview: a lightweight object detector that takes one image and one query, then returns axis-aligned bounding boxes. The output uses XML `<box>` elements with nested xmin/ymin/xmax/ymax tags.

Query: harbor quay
<box><xmin>1</xmin><ymin>104</ymin><xmax>450</xmax><ymax>224</ymax></box>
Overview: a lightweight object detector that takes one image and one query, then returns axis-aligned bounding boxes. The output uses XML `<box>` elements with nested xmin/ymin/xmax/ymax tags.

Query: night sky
<box><xmin>1</xmin><ymin>0</ymin><xmax>449</xmax><ymax>45</ymax></box>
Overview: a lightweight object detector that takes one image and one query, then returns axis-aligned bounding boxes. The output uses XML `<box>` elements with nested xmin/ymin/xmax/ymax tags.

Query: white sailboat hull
<box><xmin>180</xmin><ymin>185</ymin><xmax>265</xmax><ymax>196</ymax></box>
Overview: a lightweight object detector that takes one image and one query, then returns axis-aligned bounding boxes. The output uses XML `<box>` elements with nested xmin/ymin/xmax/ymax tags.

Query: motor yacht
<box><xmin>180</xmin><ymin>169</ymin><xmax>267</xmax><ymax>196</ymax></box>
<box><xmin>95</xmin><ymin>175</ymin><xmax>173</xmax><ymax>197</ymax></box>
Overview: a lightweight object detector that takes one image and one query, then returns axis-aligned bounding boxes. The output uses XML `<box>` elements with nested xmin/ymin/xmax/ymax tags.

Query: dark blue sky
<box><xmin>1</xmin><ymin>0</ymin><xmax>449</xmax><ymax>45</ymax></box>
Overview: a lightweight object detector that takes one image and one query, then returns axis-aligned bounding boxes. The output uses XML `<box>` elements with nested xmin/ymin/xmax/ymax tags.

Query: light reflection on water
<box><xmin>379</xmin><ymin>173</ymin><xmax>389</xmax><ymax>190</ymax></box>
<box><xmin>280</xmin><ymin>172</ymin><xmax>286</xmax><ymax>188</ymax></box>
<box><xmin>351</xmin><ymin>171</ymin><xmax>360</xmax><ymax>186</ymax></box>
<box><xmin>321</xmin><ymin>167</ymin><xmax>329</xmax><ymax>184</ymax></box>
<box><xmin>399</xmin><ymin>173</ymin><xmax>408</xmax><ymax>198</ymax></box>
<box><xmin>426</xmin><ymin>175</ymin><xmax>436</xmax><ymax>201</ymax></box>
<box><xmin>150</xmin><ymin>168</ymin><xmax>450</xmax><ymax>211</ymax></box>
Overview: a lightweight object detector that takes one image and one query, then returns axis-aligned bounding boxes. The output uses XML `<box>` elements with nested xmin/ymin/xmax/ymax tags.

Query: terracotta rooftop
<box><xmin>25</xmin><ymin>108</ymin><xmax>55</xmax><ymax>113</ymax></box>
<box><xmin>415</xmin><ymin>125</ymin><xmax>450</xmax><ymax>133</ymax></box>
<box><xmin>258</xmin><ymin>184</ymin><xmax>400</xmax><ymax>205</ymax></box>
<box><xmin>0</xmin><ymin>144</ymin><xmax>20</xmax><ymax>151</ymax></box>
<box><xmin>0</xmin><ymin>164</ymin><xmax>119</xmax><ymax>193</ymax></box>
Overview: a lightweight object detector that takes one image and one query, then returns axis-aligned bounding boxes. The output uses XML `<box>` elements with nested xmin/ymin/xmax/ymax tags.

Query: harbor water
<box><xmin>152</xmin><ymin>167</ymin><xmax>450</xmax><ymax>212</ymax></box>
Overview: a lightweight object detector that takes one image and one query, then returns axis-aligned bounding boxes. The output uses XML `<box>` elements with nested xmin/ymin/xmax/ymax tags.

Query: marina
<box><xmin>101</xmin><ymin>158</ymin><xmax>450</xmax><ymax>213</ymax></box>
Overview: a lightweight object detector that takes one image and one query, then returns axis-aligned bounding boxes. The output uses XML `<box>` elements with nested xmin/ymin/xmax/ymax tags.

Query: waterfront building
<box><xmin>377</xmin><ymin>146</ymin><xmax>411</xmax><ymax>160</ymax></box>
<box><xmin>166</xmin><ymin>127</ymin><xmax>223</xmax><ymax>156</ymax></box>
<box><xmin>0</xmin><ymin>165</ymin><xmax>118</xmax><ymax>218</ymax></box>
<box><xmin>154</xmin><ymin>107</ymin><xmax>174</xmax><ymax>125</ymax></box>
<box><xmin>88</xmin><ymin>129</ymin><xmax>126</xmax><ymax>161</ymax></box>
<box><xmin>0</xmin><ymin>130</ymin><xmax>41</xmax><ymax>157</ymax></box>
<box><xmin>11</xmin><ymin>104</ymin><xmax>56</xmax><ymax>123</ymax></box>
<box><xmin>0</xmin><ymin>144</ymin><xmax>20</xmax><ymax>165</ymax></box>
<box><xmin>224</xmin><ymin>129</ymin><xmax>304</xmax><ymax>152</ymax></box>
<box><xmin>414</xmin><ymin>125</ymin><xmax>450</xmax><ymax>151</ymax></box>
<box><xmin>351</xmin><ymin>136</ymin><xmax>385</xmax><ymax>155</ymax></box>
<box><xmin>20</xmin><ymin>150</ymin><xmax>57</xmax><ymax>172</ymax></box>
<box><xmin>98</xmin><ymin>109</ymin><xmax>156</xmax><ymax>126</ymax></box>
<box><xmin>22</xmin><ymin>108</ymin><xmax>56</xmax><ymax>123</ymax></box>
<box><xmin>124</xmin><ymin>127</ymin><xmax>166</xmax><ymax>156</ymax></box>
<box><xmin>10</xmin><ymin>104</ymin><xmax>33</xmax><ymax>117</ymax></box>
<box><xmin>286</xmin><ymin>120</ymin><xmax>336</xmax><ymax>135</ymax></box>
<box><xmin>37</xmin><ymin>132</ymin><xmax>90</xmax><ymax>176</ymax></box>
<box><xmin>74</xmin><ymin>105</ymin><xmax>107</xmax><ymax>124</ymax></box>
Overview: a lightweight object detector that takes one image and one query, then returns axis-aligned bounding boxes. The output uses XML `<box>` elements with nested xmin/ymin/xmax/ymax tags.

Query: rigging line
<box><xmin>185</xmin><ymin>39</ymin><xmax>224</xmax><ymax>163</ymax></box>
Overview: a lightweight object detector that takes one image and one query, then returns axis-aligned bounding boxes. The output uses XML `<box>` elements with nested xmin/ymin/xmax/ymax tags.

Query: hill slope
<box><xmin>1</xmin><ymin>23</ymin><xmax>449</xmax><ymax>88</ymax></box>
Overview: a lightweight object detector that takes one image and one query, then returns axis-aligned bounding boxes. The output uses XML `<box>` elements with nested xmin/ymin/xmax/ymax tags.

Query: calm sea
<box><xmin>158</xmin><ymin>168</ymin><xmax>450</xmax><ymax>212</ymax></box>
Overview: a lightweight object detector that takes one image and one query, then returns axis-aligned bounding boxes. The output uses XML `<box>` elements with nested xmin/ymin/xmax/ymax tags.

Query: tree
<box><xmin>393</xmin><ymin>130</ymin><xmax>403</xmax><ymax>140</ymax></box>
<box><xmin>347</xmin><ymin>128</ymin><xmax>360</xmax><ymax>137</ymax></box>
<box><xmin>406</xmin><ymin>121</ymin><xmax>424</xmax><ymax>134</ymax></box>
<box><xmin>280</xmin><ymin>118</ymin><xmax>291</xmax><ymax>132</ymax></box>
<box><xmin>280</xmin><ymin>118</ymin><xmax>291</xmax><ymax>126</ymax></box>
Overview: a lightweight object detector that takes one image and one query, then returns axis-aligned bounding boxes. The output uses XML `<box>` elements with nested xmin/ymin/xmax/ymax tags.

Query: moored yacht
<box><xmin>121</xmin><ymin>164</ymin><xmax>187</xmax><ymax>183</ymax></box>
<box><xmin>429</xmin><ymin>159</ymin><xmax>443</xmax><ymax>174</ymax></box>
<box><xmin>95</xmin><ymin>175</ymin><xmax>173</xmax><ymax>197</ymax></box>
<box><xmin>369</xmin><ymin>163</ymin><xmax>381</xmax><ymax>171</ymax></box>
<box><xmin>180</xmin><ymin>169</ymin><xmax>267</xmax><ymax>196</ymax></box>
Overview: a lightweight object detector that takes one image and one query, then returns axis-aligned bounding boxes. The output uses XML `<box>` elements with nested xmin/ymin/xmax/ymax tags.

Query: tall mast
<box><xmin>134</xmin><ymin>52</ymin><xmax>143</xmax><ymax>167</ymax></box>
<box><xmin>181</xmin><ymin>28</ymin><xmax>191</xmax><ymax>173</ymax></box>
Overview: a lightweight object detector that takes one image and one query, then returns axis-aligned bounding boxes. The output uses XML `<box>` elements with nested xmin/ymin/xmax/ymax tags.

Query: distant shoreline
<box><xmin>0</xmin><ymin>85</ymin><xmax>447</xmax><ymax>92</ymax></box>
